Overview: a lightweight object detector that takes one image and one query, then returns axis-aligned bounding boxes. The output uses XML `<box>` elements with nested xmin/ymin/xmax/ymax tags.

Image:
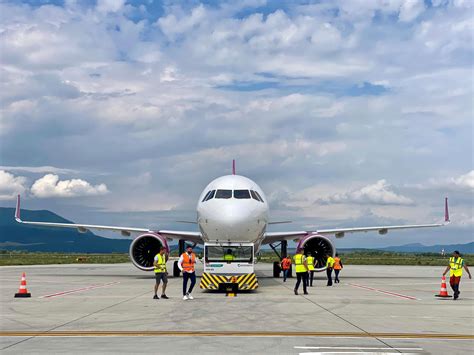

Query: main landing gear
<box><xmin>269</xmin><ymin>240</ymin><xmax>292</xmax><ymax>278</ymax></box>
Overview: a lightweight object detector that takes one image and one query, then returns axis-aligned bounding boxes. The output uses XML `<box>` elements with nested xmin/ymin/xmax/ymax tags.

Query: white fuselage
<box><xmin>197</xmin><ymin>175</ymin><xmax>269</xmax><ymax>247</ymax></box>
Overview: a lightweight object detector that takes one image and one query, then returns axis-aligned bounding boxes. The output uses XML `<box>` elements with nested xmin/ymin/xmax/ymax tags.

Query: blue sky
<box><xmin>0</xmin><ymin>0</ymin><xmax>472</xmax><ymax>247</ymax></box>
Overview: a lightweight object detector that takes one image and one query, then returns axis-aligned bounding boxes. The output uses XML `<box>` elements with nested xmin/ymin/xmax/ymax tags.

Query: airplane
<box><xmin>14</xmin><ymin>160</ymin><xmax>450</xmax><ymax>284</ymax></box>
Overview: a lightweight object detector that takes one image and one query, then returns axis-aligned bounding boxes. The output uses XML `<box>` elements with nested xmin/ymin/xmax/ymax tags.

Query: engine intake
<box><xmin>297</xmin><ymin>234</ymin><xmax>335</xmax><ymax>271</ymax></box>
<box><xmin>129</xmin><ymin>233</ymin><xmax>168</xmax><ymax>271</ymax></box>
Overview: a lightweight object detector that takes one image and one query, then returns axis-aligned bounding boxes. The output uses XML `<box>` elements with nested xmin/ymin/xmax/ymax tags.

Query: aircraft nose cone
<box><xmin>213</xmin><ymin>205</ymin><xmax>251</xmax><ymax>226</ymax></box>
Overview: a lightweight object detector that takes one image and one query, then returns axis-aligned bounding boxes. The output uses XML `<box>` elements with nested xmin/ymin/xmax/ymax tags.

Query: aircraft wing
<box><xmin>262</xmin><ymin>198</ymin><xmax>450</xmax><ymax>244</ymax></box>
<box><xmin>14</xmin><ymin>195</ymin><xmax>203</xmax><ymax>243</ymax></box>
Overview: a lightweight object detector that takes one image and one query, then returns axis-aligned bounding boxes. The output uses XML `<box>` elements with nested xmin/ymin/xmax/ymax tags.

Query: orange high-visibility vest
<box><xmin>334</xmin><ymin>257</ymin><xmax>342</xmax><ymax>270</ymax></box>
<box><xmin>182</xmin><ymin>253</ymin><xmax>196</xmax><ymax>272</ymax></box>
<box><xmin>282</xmin><ymin>258</ymin><xmax>291</xmax><ymax>270</ymax></box>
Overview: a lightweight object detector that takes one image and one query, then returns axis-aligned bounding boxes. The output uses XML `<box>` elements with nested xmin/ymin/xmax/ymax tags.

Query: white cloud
<box><xmin>0</xmin><ymin>166</ymin><xmax>78</xmax><ymax>174</ymax></box>
<box><xmin>96</xmin><ymin>0</ymin><xmax>126</xmax><ymax>14</ymax></box>
<box><xmin>452</xmin><ymin>170</ymin><xmax>474</xmax><ymax>190</ymax></box>
<box><xmin>421</xmin><ymin>170</ymin><xmax>474</xmax><ymax>191</ymax></box>
<box><xmin>399</xmin><ymin>0</ymin><xmax>425</xmax><ymax>22</ymax></box>
<box><xmin>0</xmin><ymin>170</ymin><xmax>28</xmax><ymax>200</ymax></box>
<box><xmin>319</xmin><ymin>180</ymin><xmax>414</xmax><ymax>205</ymax></box>
<box><xmin>30</xmin><ymin>174</ymin><xmax>108</xmax><ymax>198</ymax></box>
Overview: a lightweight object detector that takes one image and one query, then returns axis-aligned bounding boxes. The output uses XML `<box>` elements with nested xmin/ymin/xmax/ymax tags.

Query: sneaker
<box><xmin>294</xmin><ymin>289</ymin><xmax>298</xmax><ymax>295</ymax></box>
<box><xmin>188</xmin><ymin>293</ymin><xmax>194</xmax><ymax>300</ymax></box>
<box><xmin>304</xmin><ymin>292</ymin><xmax>309</xmax><ymax>295</ymax></box>
<box><xmin>161</xmin><ymin>294</ymin><xmax>169</xmax><ymax>299</ymax></box>
<box><xmin>153</xmin><ymin>295</ymin><xmax>159</xmax><ymax>300</ymax></box>
<box><xmin>183</xmin><ymin>294</ymin><xmax>189</xmax><ymax>300</ymax></box>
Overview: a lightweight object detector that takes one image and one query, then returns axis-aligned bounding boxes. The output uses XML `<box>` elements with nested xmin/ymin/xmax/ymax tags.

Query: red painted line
<box><xmin>39</xmin><ymin>282</ymin><xmax>120</xmax><ymax>299</ymax></box>
<box><xmin>348</xmin><ymin>283</ymin><xmax>419</xmax><ymax>300</ymax></box>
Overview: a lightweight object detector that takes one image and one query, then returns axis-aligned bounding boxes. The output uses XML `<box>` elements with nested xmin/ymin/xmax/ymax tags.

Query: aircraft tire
<box><xmin>273</xmin><ymin>261</ymin><xmax>281</xmax><ymax>278</ymax></box>
<box><xmin>173</xmin><ymin>261</ymin><xmax>181</xmax><ymax>277</ymax></box>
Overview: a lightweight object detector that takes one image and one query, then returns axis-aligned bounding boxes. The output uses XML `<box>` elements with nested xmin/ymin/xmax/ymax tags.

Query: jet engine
<box><xmin>297</xmin><ymin>234</ymin><xmax>335</xmax><ymax>271</ymax></box>
<box><xmin>129</xmin><ymin>233</ymin><xmax>168</xmax><ymax>271</ymax></box>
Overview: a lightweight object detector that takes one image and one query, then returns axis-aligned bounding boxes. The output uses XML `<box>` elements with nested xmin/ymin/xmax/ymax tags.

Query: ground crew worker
<box><xmin>153</xmin><ymin>247</ymin><xmax>169</xmax><ymax>299</ymax></box>
<box><xmin>306</xmin><ymin>253</ymin><xmax>315</xmax><ymax>287</ymax></box>
<box><xmin>326</xmin><ymin>254</ymin><xmax>335</xmax><ymax>286</ymax></box>
<box><xmin>333</xmin><ymin>253</ymin><xmax>343</xmax><ymax>284</ymax></box>
<box><xmin>281</xmin><ymin>255</ymin><xmax>292</xmax><ymax>282</ymax></box>
<box><xmin>293</xmin><ymin>249</ymin><xmax>308</xmax><ymax>295</ymax></box>
<box><xmin>178</xmin><ymin>245</ymin><xmax>197</xmax><ymax>300</ymax></box>
<box><xmin>223</xmin><ymin>248</ymin><xmax>235</xmax><ymax>261</ymax></box>
<box><xmin>443</xmin><ymin>250</ymin><xmax>471</xmax><ymax>300</ymax></box>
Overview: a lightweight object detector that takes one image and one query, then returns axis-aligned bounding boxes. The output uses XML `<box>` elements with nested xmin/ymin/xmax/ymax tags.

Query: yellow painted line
<box><xmin>0</xmin><ymin>331</ymin><xmax>472</xmax><ymax>339</ymax></box>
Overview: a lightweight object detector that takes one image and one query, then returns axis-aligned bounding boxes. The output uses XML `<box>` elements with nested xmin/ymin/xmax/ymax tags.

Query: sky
<box><xmin>0</xmin><ymin>0</ymin><xmax>472</xmax><ymax>248</ymax></box>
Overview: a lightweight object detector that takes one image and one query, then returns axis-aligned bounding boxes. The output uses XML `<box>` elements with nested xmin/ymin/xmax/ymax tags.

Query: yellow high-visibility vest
<box><xmin>449</xmin><ymin>257</ymin><xmax>464</xmax><ymax>277</ymax></box>
<box><xmin>307</xmin><ymin>256</ymin><xmax>315</xmax><ymax>271</ymax></box>
<box><xmin>326</xmin><ymin>256</ymin><xmax>335</xmax><ymax>268</ymax></box>
<box><xmin>224</xmin><ymin>254</ymin><xmax>235</xmax><ymax>261</ymax></box>
<box><xmin>294</xmin><ymin>254</ymin><xmax>307</xmax><ymax>273</ymax></box>
<box><xmin>154</xmin><ymin>253</ymin><xmax>167</xmax><ymax>274</ymax></box>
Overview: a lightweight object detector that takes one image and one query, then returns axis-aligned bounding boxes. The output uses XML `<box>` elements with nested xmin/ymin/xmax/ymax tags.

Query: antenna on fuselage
<box><xmin>232</xmin><ymin>159</ymin><xmax>236</xmax><ymax>175</ymax></box>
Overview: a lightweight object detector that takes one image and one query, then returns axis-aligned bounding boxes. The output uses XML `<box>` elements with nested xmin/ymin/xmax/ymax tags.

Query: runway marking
<box><xmin>38</xmin><ymin>282</ymin><xmax>120</xmax><ymax>298</ymax></box>
<box><xmin>294</xmin><ymin>347</ymin><xmax>423</xmax><ymax>350</ymax></box>
<box><xmin>0</xmin><ymin>331</ymin><xmax>472</xmax><ymax>339</ymax></box>
<box><xmin>297</xmin><ymin>354</ymin><xmax>413</xmax><ymax>355</ymax></box>
<box><xmin>348</xmin><ymin>283</ymin><xmax>420</xmax><ymax>300</ymax></box>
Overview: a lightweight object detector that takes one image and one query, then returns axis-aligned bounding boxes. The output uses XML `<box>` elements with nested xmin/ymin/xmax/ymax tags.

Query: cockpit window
<box><xmin>254</xmin><ymin>191</ymin><xmax>264</xmax><ymax>202</ymax></box>
<box><xmin>215</xmin><ymin>189</ymin><xmax>232</xmax><ymax>199</ymax></box>
<box><xmin>251</xmin><ymin>190</ymin><xmax>264</xmax><ymax>202</ymax></box>
<box><xmin>202</xmin><ymin>190</ymin><xmax>216</xmax><ymax>202</ymax></box>
<box><xmin>202</xmin><ymin>190</ymin><xmax>212</xmax><ymax>202</ymax></box>
<box><xmin>205</xmin><ymin>190</ymin><xmax>215</xmax><ymax>201</ymax></box>
<box><xmin>234</xmin><ymin>190</ymin><xmax>251</xmax><ymax>199</ymax></box>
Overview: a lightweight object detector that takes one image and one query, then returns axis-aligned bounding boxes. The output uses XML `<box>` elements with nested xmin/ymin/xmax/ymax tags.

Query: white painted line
<box><xmin>348</xmin><ymin>283</ymin><xmax>420</xmax><ymax>300</ymax></box>
<box><xmin>298</xmin><ymin>353</ymin><xmax>419</xmax><ymax>355</ymax></box>
<box><xmin>39</xmin><ymin>282</ymin><xmax>120</xmax><ymax>298</ymax></box>
<box><xmin>294</xmin><ymin>346</ymin><xmax>423</xmax><ymax>351</ymax></box>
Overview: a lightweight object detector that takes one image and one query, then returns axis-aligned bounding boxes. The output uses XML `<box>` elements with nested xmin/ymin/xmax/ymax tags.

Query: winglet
<box><xmin>15</xmin><ymin>194</ymin><xmax>22</xmax><ymax>222</ymax></box>
<box><xmin>232</xmin><ymin>159</ymin><xmax>236</xmax><ymax>175</ymax></box>
<box><xmin>444</xmin><ymin>197</ymin><xmax>450</xmax><ymax>223</ymax></box>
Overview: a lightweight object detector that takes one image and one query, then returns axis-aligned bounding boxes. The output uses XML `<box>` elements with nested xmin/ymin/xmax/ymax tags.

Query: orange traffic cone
<box><xmin>14</xmin><ymin>272</ymin><xmax>31</xmax><ymax>298</ymax></box>
<box><xmin>435</xmin><ymin>275</ymin><xmax>452</xmax><ymax>298</ymax></box>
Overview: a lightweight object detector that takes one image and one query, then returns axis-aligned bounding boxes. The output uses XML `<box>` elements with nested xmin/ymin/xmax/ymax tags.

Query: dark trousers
<box><xmin>450</xmin><ymin>275</ymin><xmax>461</xmax><ymax>296</ymax></box>
<box><xmin>183</xmin><ymin>272</ymin><xmax>196</xmax><ymax>295</ymax></box>
<box><xmin>326</xmin><ymin>268</ymin><xmax>333</xmax><ymax>286</ymax></box>
<box><xmin>283</xmin><ymin>269</ymin><xmax>289</xmax><ymax>282</ymax></box>
<box><xmin>295</xmin><ymin>272</ymin><xmax>308</xmax><ymax>294</ymax></box>
<box><xmin>307</xmin><ymin>271</ymin><xmax>314</xmax><ymax>286</ymax></box>
<box><xmin>334</xmin><ymin>269</ymin><xmax>340</xmax><ymax>283</ymax></box>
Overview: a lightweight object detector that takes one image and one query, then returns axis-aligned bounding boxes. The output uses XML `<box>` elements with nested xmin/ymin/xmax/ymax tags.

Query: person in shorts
<box><xmin>153</xmin><ymin>247</ymin><xmax>169</xmax><ymax>299</ymax></box>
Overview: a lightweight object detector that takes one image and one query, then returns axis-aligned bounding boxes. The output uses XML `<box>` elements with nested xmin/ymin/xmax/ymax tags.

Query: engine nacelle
<box><xmin>296</xmin><ymin>234</ymin><xmax>335</xmax><ymax>271</ymax></box>
<box><xmin>129</xmin><ymin>233</ymin><xmax>169</xmax><ymax>271</ymax></box>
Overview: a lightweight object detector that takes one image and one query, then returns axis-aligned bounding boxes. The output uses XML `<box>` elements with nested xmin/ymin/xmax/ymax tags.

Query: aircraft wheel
<box><xmin>273</xmin><ymin>261</ymin><xmax>281</xmax><ymax>278</ymax></box>
<box><xmin>173</xmin><ymin>261</ymin><xmax>181</xmax><ymax>277</ymax></box>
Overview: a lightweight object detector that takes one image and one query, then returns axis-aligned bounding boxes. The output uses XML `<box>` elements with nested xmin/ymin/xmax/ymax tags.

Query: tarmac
<box><xmin>0</xmin><ymin>262</ymin><xmax>472</xmax><ymax>354</ymax></box>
